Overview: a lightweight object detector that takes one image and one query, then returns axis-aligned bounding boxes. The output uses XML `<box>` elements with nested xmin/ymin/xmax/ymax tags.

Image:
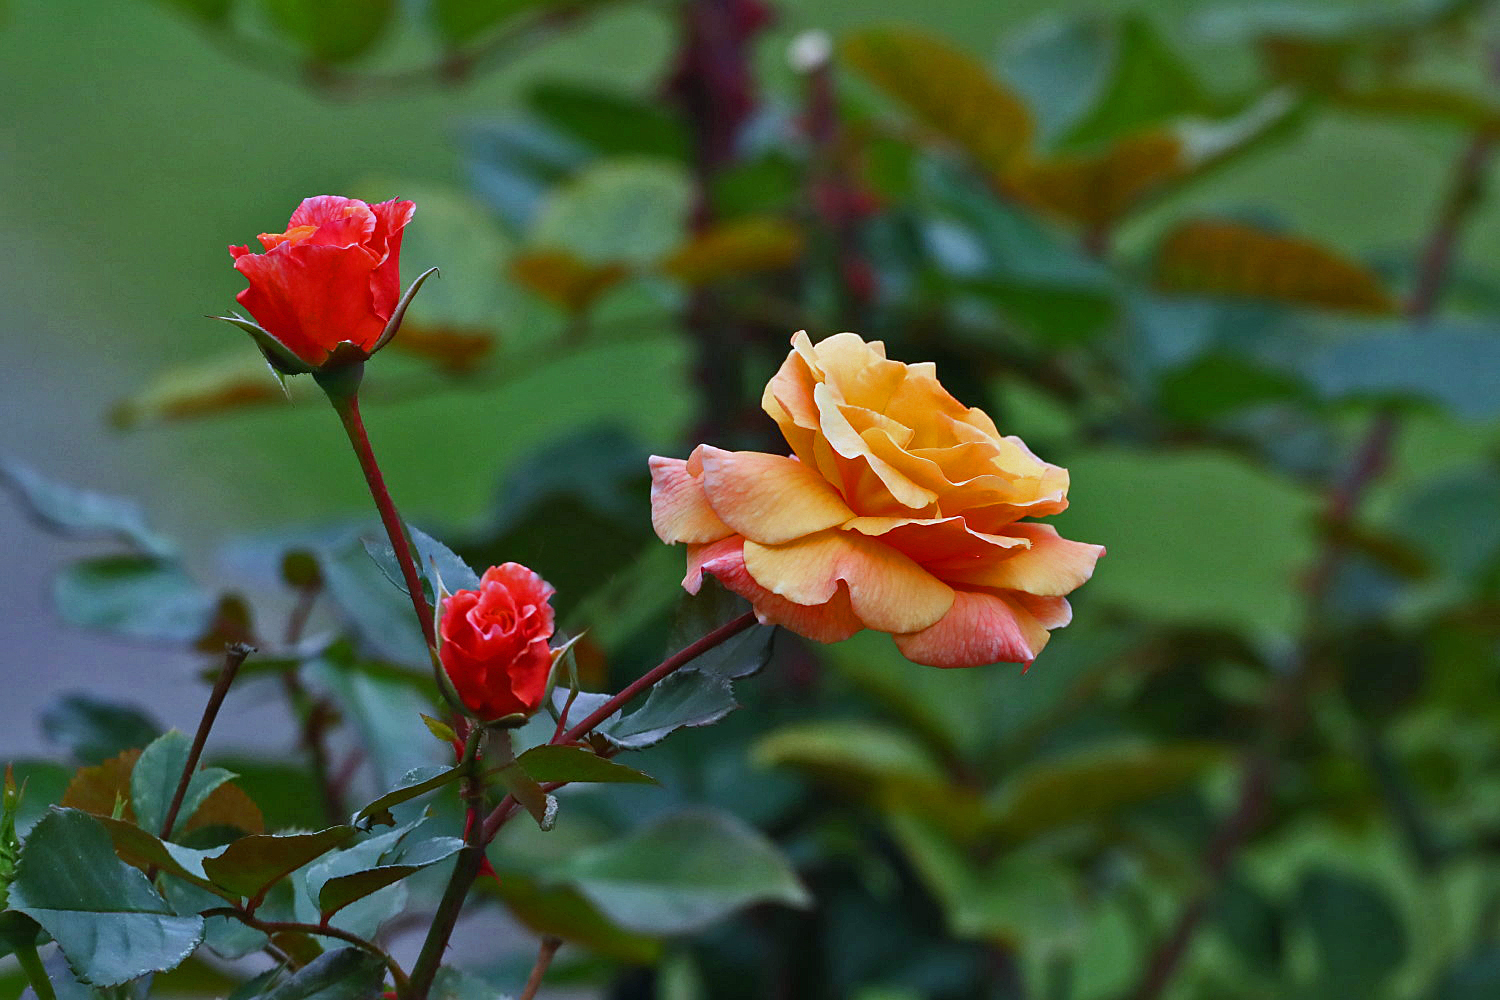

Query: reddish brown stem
<box><xmin>327</xmin><ymin>390</ymin><xmax>436</xmax><ymax>650</ymax></box>
<box><xmin>554</xmin><ymin>612</ymin><xmax>757</xmax><ymax>746</ymax></box>
<box><xmin>202</xmin><ymin>907</ymin><xmax>408</xmax><ymax>992</ymax></box>
<box><xmin>159</xmin><ymin>643</ymin><xmax>253</xmax><ymax>842</ymax></box>
<box><xmin>518</xmin><ymin>936</ymin><xmax>563</xmax><ymax>1000</ymax></box>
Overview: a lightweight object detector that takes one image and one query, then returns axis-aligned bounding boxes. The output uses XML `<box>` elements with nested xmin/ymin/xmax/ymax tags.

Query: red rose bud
<box><xmin>438</xmin><ymin>564</ymin><xmax>558</xmax><ymax>723</ymax></box>
<box><xmin>225</xmin><ymin>195</ymin><xmax>427</xmax><ymax>373</ymax></box>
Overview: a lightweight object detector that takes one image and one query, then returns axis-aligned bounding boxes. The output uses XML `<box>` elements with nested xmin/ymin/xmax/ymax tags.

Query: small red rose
<box><xmin>438</xmin><ymin>563</ymin><xmax>557</xmax><ymax>722</ymax></box>
<box><xmin>228</xmin><ymin>195</ymin><xmax>415</xmax><ymax>369</ymax></box>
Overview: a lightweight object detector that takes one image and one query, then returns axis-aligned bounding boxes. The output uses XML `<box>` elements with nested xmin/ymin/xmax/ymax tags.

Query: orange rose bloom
<box><xmin>649</xmin><ymin>332</ymin><xmax>1103</xmax><ymax>668</ymax></box>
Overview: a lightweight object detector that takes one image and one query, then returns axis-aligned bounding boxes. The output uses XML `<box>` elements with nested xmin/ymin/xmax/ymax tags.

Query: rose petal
<box><xmin>368</xmin><ymin>198</ymin><xmax>415</xmax><ymax>317</ymax></box>
<box><xmin>844</xmin><ymin>515</ymin><xmax>1030</xmax><ymax>566</ymax></box>
<box><xmin>650</xmin><ymin>453</ymin><xmax>734</xmax><ymax>545</ymax></box>
<box><xmin>815</xmin><ymin>383</ymin><xmax>938</xmax><ymax>510</ymax></box>
<box><xmin>232</xmin><ymin>243</ymin><xmax>383</xmax><ymax>364</ymax></box>
<box><xmin>894</xmin><ymin>590</ymin><xmax>1049</xmax><ymax>668</ymax></box>
<box><xmin>698</xmin><ymin>446</ymin><xmax>855</xmax><ymax>544</ymax></box>
<box><xmin>940</xmin><ymin>523</ymin><xmax>1104</xmax><ymax>596</ymax></box>
<box><xmin>688</xmin><ymin>535</ymin><xmax>862</xmax><ymax>642</ymax></box>
<box><xmin>743</xmin><ymin>529</ymin><xmax>954</xmax><ymax>634</ymax></box>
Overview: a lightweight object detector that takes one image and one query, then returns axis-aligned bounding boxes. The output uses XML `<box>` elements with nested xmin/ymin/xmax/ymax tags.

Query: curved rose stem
<box><xmin>158</xmin><ymin>643</ymin><xmax>253</xmax><ymax>844</ymax></box>
<box><xmin>406</xmin><ymin>724</ymin><xmax>486</xmax><ymax>999</ymax></box>
<box><xmin>322</xmin><ymin>382</ymin><xmax>437</xmax><ymax>650</ymax></box>
<box><xmin>518</xmin><ymin>937</ymin><xmax>563</xmax><ymax>1000</ymax></box>
<box><xmin>553</xmin><ymin>611</ymin><xmax>757</xmax><ymax>747</ymax></box>
<box><xmin>202</xmin><ymin>908</ymin><xmax>408</xmax><ymax>993</ymax></box>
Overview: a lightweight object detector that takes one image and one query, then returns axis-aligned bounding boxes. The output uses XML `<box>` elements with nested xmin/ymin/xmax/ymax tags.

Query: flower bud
<box><xmin>438</xmin><ymin>564</ymin><xmax>558</xmax><ymax>724</ymax></box>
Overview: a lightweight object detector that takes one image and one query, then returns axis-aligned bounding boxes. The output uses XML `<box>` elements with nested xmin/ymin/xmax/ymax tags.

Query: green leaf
<box><xmin>483</xmin><ymin>871</ymin><xmax>661</xmax><ymax>963</ymax></box>
<box><xmin>154</xmin><ymin>0</ymin><xmax>234</xmax><ymax>22</ymax></box>
<box><xmin>531</xmin><ymin>159</ymin><xmax>693</xmax><ymax>266</ymax></box>
<box><xmin>431</xmin><ymin>966</ymin><xmax>508</xmax><ymax>1000</ymax></box>
<box><xmin>598</xmin><ymin>605</ymin><xmax>773</xmax><ymax>750</ymax></box>
<box><xmin>4</xmin><ymin>761</ymin><xmax>71</xmax><ymax>837</ymax></box>
<box><xmin>528</xmin><ymin>81</ymin><xmax>688</xmax><ymax>160</ymax></box>
<box><xmin>754</xmin><ymin>721</ymin><xmax>949</xmax><ymax>787</ymax></box>
<box><xmin>0</xmin><ymin>458</ymin><xmax>172</xmax><ymax>556</ymax></box>
<box><xmin>987</xmin><ymin>743</ymin><xmax>1224</xmax><ymax>840</ymax></box>
<box><xmin>39</xmin><ymin>695</ymin><xmax>161</xmax><ymax>767</ymax></box>
<box><xmin>516</xmin><ymin>745</ymin><xmax>656</xmax><ymax>785</ymax></box>
<box><xmin>263</xmin><ymin>0</ymin><xmax>395</xmax><ymax>64</ymax></box>
<box><xmin>94</xmin><ymin>816</ymin><xmax>234</xmax><ymax>901</ymax></box>
<box><xmin>844</xmin><ymin>25</ymin><xmax>1033</xmax><ymax>175</ymax></box>
<box><xmin>553</xmin><ymin>809</ymin><xmax>810</xmax><ymax>935</ymax></box>
<box><xmin>318</xmin><ymin>535</ymin><xmax>430</xmax><ymax>666</ymax></box>
<box><xmin>1296</xmin><ymin>869</ymin><xmax>1406</xmax><ymax>992</ymax></box>
<box><xmin>111</xmin><ymin>351</ymin><xmax>292</xmax><ymax>429</ymax></box>
<box><xmin>1057</xmin><ymin>447</ymin><xmax>1317</xmax><ymax>632</ymax></box>
<box><xmin>1431</xmin><ymin>948</ymin><xmax>1500</xmax><ymax>1000</ymax></box>
<box><xmin>10</xmin><ymin>809</ymin><xmax>203</xmax><ymax>986</ymax></box>
<box><xmin>1060</xmin><ymin>13</ymin><xmax>1219</xmax><ymax>148</ymax></box>
<box><xmin>999</xmin><ymin>14</ymin><xmax>1114</xmax><ymax>146</ymax></box>
<box><xmin>1293</xmin><ymin>323</ymin><xmax>1500</xmax><ymax>420</ymax></box>
<box><xmin>307</xmin><ymin>821</ymin><xmax>462</xmax><ymax>919</ymax></box>
<box><xmin>259</xmin><ymin>947</ymin><xmax>386</xmax><ymax>1000</ymax></box>
<box><xmin>461</xmin><ymin>117</ymin><xmax>590</xmax><ymax>230</ymax></box>
<box><xmin>304</xmin><ymin>647</ymin><xmax>439</xmax><ymax>788</ymax></box>
<box><xmin>201</xmin><ymin>826</ymin><xmax>356</xmax><ymax>901</ymax></box>
<box><xmin>887</xmin><ymin>810</ymin><xmax>1078</xmax><ymax>945</ymax></box>
<box><xmin>353</xmin><ymin>765</ymin><xmax>464</xmax><ymax>830</ymax></box>
<box><xmin>361</xmin><ymin>524</ymin><xmax>480</xmax><ymax>608</ymax></box>
<box><xmin>130</xmin><ymin>731</ymin><xmax>235</xmax><ymax>840</ymax></box>
<box><xmin>1157</xmin><ymin>353</ymin><xmax>1308</xmax><ymax>424</ymax></box>
<box><xmin>430</xmin><ymin>0</ymin><xmax>548</xmax><ymax>45</ymax></box>
<box><xmin>54</xmin><ymin>556</ymin><xmax>218</xmax><ymax>644</ymax></box>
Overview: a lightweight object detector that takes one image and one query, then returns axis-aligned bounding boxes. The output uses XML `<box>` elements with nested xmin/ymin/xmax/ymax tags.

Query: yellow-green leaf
<box><xmin>1007</xmin><ymin>128</ymin><xmax>1183</xmax><ymax>227</ymax></box>
<box><xmin>1154</xmin><ymin>219</ymin><xmax>1398</xmax><ymax>314</ymax></box>
<box><xmin>661</xmin><ymin>217</ymin><xmax>805</xmax><ymax>285</ymax></box>
<box><xmin>511</xmin><ymin>249</ymin><xmax>628</xmax><ymax>313</ymax></box>
<box><xmin>111</xmin><ymin>353</ymin><xmax>290</xmax><ymax>429</ymax></box>
<box><xmin>844</xmin><ymin>26</ymin><xmax>1033</xmax><ymax>175</ymax></box>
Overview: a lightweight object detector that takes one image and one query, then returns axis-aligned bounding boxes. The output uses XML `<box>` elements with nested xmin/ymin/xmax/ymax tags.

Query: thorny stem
<box><xmin>326</xmin><ymin>389</ymin><xmax>437</xmax><ymax>650</ymax></box>
<box><xmin>518</xmin><ymin>937</ymin><xmax>563</xmax><ymax>1000</ymax></box>
<box><xmin>159</xmin><ymin>643</ymin><xmax>253</xmax><ymax>842</ymax></box>
<box><xmin>1128</xmin><ymin>129</ymin><xmax>1498</xmax><ymax>1000</ymax></box>
<box><xmin>202</xmin><ymin>908</ymin><xmax>408</xmax><ymax>992</ymax></box>
<box><xmin>405</xmin><ymin>726</ymin><xmax>486</xmax><ymax>999</ymax></box>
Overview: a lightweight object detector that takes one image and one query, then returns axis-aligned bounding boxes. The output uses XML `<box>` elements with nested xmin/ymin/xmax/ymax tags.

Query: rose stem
<box><xmin>518</xmin><ymin>937</ymin><xmax>563</xmax><ymax>1000</ymax></box>
<box><xmin>405</xmin><ymin>724</ymin><xmax>486</xmax><ymax>999</ymax></box>
<box><xmin>201</xmin><ymin>908</ymin><xmax>408</xmax><ymax>992</ymax></box>
<box><xmin>404</xmin><ymin>613</ymin><xmax>758</xmax><ymax>999</ymax></box>
<box><xmin>325</xmin><ymin>389</ymin><xmax>437</xmax><ymax>650</ymax></box>
<box><xmin>553</xmin><ymin>611</ymin><xmax>757</xmax><ymax>746</ymax></box>
<box><xmin>12</xmin><ymin>939</ymin><xmax>57</xmax><ymax>1000</ymax></box>
<box><xmin>158</xmin><ymin>642</ymin><xmax>254</xmax><ymax>842</ymax></box>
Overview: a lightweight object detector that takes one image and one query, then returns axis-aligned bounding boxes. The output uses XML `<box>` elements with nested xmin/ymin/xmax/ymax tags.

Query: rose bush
<box><xmin>229</xmin><ymin>195</ymin><xmax>415</xmax><ymax>368</ymax></box>
<box><xmin>438</xmin><ymin>563</ymin><xmax>557</xmax><ymax>721</ymax></box>
<box><xmin>651</xmin><ymin>331</ymin><xmax>1103</xmax><ymax>668</ymax></box>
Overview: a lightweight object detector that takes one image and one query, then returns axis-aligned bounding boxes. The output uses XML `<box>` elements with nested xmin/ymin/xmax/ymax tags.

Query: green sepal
<box><xmin>370</xmin><ymin>266</ymin><xmax>440</xmax><ymax>354</ymax></box>
<box><xmin>210</xmin><ymin>313</ymin><xmax>314</xmax><ymax>376</ymax></box>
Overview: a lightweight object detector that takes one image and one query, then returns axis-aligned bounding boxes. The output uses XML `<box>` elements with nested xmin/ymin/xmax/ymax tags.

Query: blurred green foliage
<box><xmin>4</xmin><ymin>0</ymin><xmax>1500</xmax><ymax>998</ymax></box>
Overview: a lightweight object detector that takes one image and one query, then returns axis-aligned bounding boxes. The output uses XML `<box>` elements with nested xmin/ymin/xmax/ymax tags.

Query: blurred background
<box><xmin>3</xmin><ymin>0</ymin><xmax>1500</xmax><ymax>996</ymax></box>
